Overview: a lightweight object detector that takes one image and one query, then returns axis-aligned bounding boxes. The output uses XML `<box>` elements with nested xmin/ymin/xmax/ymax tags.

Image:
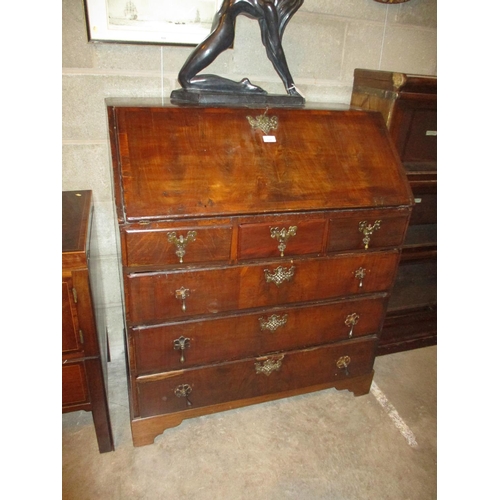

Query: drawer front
<box><xmin>123</xmin><ymin>225</ymin><xmax>232</xmax><ymax>268</ymax></box>
<box><xmin>136</xmin><ymin>336</ymin><xmax>377</xmax><ymax>418</ymax></box>
<box><xmin>238</xmin><ymin>219</ymin><xmax>325</xmax><ymax>260</ymax></box>
<box><xmin>327</xmin><ymin>209</ymin><xmax>409</xmax><ymax>252</ymax></box>
<box><xmin>132</xmin><ymin>296</ymin><xmax>387</xmax><ymax>374</ymax></box>
<box><xmin>62</xmin><ymin>280</ymin><xmax>83</xmax><ymax>355</ymax></box>
<box><xmin>62</xmin><ymin>362</ymin><xmax>89</xmax><ymax>407</ymax></box>
<box><xmin>126</xmin><ymin>251</ymin><xmax>400</xmax><ymax>325</ymax></box>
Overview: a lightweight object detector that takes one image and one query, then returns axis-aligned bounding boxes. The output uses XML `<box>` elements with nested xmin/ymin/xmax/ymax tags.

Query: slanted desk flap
<box><xmin>107</xmin><ymin>102</ymin><xmax>413</xmax><ymax>222</ymax></box>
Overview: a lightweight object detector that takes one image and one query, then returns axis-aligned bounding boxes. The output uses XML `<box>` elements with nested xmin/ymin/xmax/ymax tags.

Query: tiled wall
<box><xmin>62</xmin><ymin>0</ymin><xmax>437</xmax><ymax>356</ymax></box>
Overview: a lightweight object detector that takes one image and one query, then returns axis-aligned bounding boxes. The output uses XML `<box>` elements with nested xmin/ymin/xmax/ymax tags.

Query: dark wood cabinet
<box><xmin>351</xmin><ymin>68</ymin><xmax>437</xmax><ymax>355</ymax></box>
<box><xmin>106</xmin><ymin>100</ymin><xmax>413</xmax><ymax>446</ymax></box>
<box><xmin>62</xmin><ymin>190</ymin><xmax>114</xmax><ymax>453</ymax></box>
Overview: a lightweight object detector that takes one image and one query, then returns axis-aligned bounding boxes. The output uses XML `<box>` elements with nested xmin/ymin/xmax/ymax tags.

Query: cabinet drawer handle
<box><xmin>167</xmin><ymin>231</ymin><xmax>197</xmax><ymax>263</ymax></box>
<box><xmin>259</xmin><ymin>313</ymin><xmax>288</xmax><ymax>332</ymax></box>
<box><xmin>264</xmin><ymin>265</ymin><xmax>295</xmax><ymax>286</ymax></box>
<box><xmin>270</xmin><ymin>226</ymin><xmax>297</xmax><ymax>257</ymax></box>
<box><xmin>173</xmin><ymin>336</ymin><xmax>191</xmax><ymax>363</ymax></box>
<box><xmin>175</xmin><ymin>287</ymin><xmax>190</xmax><ymax>312</ymax></box>
<box><xmin>336</xmin><ymin>355</ymin><xmax>351</xmax><ymax>376</ymax></box>
<box><xmin>358</xmin><ymin>220</ymin><xmax>381</xmax><ymax>249</ymax></box>
<box><xmin>344</xmin><ymin>313</ymin><xmax>360</xmax><ymax>338</ymax></box>
<box><xmin>255</xmin><ymin>355</ymin><xmax>285</xmax><ymax>376</ymax></box>
<box><xmin>353</xmin><ymin>267</ymin><xmax>367</xmax><ymax>288</ymax></box>
<box><xmin>174</xmin><ymin>384</ymin><xmax>193</xmax><ymax>407</ymax></box>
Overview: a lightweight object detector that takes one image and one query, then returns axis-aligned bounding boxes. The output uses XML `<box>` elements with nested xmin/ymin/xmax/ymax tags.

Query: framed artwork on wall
<box><xmin>84</xmin><ymin>0</ymin><xmax>223</xmax><ymax>45</ymax></box>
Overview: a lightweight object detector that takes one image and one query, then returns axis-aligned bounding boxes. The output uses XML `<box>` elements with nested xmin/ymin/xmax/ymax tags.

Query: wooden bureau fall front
<box><xmin>106</xmin><ymin>100</ymin><xmax>414</xmax><ymax>447</ymax></box>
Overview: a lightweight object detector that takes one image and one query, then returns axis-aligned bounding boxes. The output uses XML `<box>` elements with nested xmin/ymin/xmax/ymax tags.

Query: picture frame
<box><xmin>84</xmin><ymin>0</ymin><xmax>223</xmax><ymax>46</ymax></box>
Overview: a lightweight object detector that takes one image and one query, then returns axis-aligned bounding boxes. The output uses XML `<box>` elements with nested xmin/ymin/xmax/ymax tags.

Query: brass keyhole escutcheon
<box><xmin>270</xmin><ymin>226</ymin><xmax>297</xmax><ymax>257</ymax></box>
<box><xmin>344</xmin><ymin>313</ymin><xmax>360</xmax><ymax>338</ymax></box>
<box><xmin>167</xmin><ymin>231</ymin><xmax>197</xmax><ymax>263</ymax></box>
<box><xmin>336</xmin><ymin>355</ymin><xmax>351</xmax><ymax>376</ymax></box>
<box><xmin>358</xmin><ymin>220</ymin><xmax>381</xmax><ymax>249</ymax></box>
<box><xmin>173</xmin><ymin>336</ymin><xmax>191</xmax><ymax>363</ymax></box>
<box><xmin>174</xmin><ymin>384</ymin><xmax>193</xmax><ymax>407</ymax></box>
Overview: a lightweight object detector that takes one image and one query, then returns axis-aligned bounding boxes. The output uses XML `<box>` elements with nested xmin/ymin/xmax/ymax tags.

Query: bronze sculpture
<box><xmin>171</xmin><ymin>0</ymin><xmax>304</xmax><ymax>103</ymax></box>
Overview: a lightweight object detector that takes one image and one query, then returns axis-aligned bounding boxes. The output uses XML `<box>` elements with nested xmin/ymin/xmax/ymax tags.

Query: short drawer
<box><xmin>126</xmin><ymin>251</ymin><xmax>399</xmax><ymax>325</ymax></box>
<box><xmin>238</xmin><ymin>218</ymin><xmax>325</xmax><ymax>259</ymax></box>
<box><xmin>327</xmin><ymin>209</ymin><xmax>410</xmax><ymax>252</ymax></box>
<box><xmin>62</xmin><ymin>362</ymin><xmax>89</xmax><ymax>407</ymax></box>
<box><xmin>136</xmin><ymin>336</ymin><xmax>377</xmax><ymax>418</ymax></box>
<box><xmin>123</xmin><ymin>225</ymin><xmax>232</xmax><ymax>268</ymax></box>
<box><xmin>132</xmin><ymin>295</ymin><xmax>387</xmax><ymax>374</ymax></box>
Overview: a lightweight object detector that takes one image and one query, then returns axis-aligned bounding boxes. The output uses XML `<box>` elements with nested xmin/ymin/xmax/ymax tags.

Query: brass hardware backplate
<box><xmin>358</xmin><ymin>220</ymin><xmax>381</xmax><ymax>249</ymax></box>
<box><xmin>354</xmin><ymin>267</ymin><xmax>367</xmax><ymax>288</ymax></box>
<box><xmin>259</xmin><ymin>314</ymin><xmax>288</xmax><ymax>332</ymax></box>
<box><xmin>255</xmin><ymin>355</ymin><xmax>285</xmax><ymax>376</ymax></box>
<box><xmin>175</xmin><ymin>287</ymin><xmax>190</xmax><ymax>312</ymax></box>
<box><xmin>270</xmin><ymin>226</ymin><xmax>297</xmax><ymax>257</ymax></box>
<box><xmin>344</xmin><ymin>313</ymin><xmax>360</xmax><ymax>338</ymax></box>
<box><xmin>173</xmin><ymin>336</ymin><xmax>191</xmax><ymax>363</ymax></box>
<box><xmin>264</xmin><ymin>265</ymin><xmax>295</xmax><ymax>286</ymax></box>
<box><xmin>247</xmin><ymin>114</ymin><xmax>278</xmax><ymax>135</ymax></box>
<box><xmin>174</xmin><ymin>384</ymin><xmax>193</xmax><ymax>406</ymax></box>
<box><xmin>167</xmin><ymin>231</ymin><xmax>197</xmax><ymax>263</ymax></box>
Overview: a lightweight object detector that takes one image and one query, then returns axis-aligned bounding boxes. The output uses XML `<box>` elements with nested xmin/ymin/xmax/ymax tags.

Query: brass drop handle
<box><xmin>264</xmin><ymin>265</ymin><xmax>295</xmax><ymax>287</ymax></box>
<box><xmin>174</xmin><ymin>384</ymin><xmax>193</xmax><ymax>407</ymax></box>
<box><xmin>173</xmin><ymin>336</ymin><xmax>191</xmax><ymax>363</ymax></box>
<box><xmin>353</xmin><ymin>267</ymin><xmax>366</xmax><ymax>288</ymax></box>
<box><xmin>344</xmin><ymin>313</ymin><xmax>360</xmax><ymax>338</ymax></box>
<box><xmin>259</xmin><ymin>314</ymin><xmax>288</xmax><ymax>332</ymax></box>
<box><xmin>255</xmin><ymin>355</ymin><xmax>284</xmax><ymax>376</ymax></box>
<box><xmin>175</xmin><ymin>287</ymin><xmax>190</xmax><ymax>312</ymax></box>
<box><xmin>167</xmin><ymin>231</ymin><xmax>197</xmax><ymax>263</ymax></box>
<box><xmin>336</xmin><ymin>355</ymin><xmax>351</xmax><ymax>376</ymax></box>
<box><xmin>270</xmin><ymin>226</ymin><xmax>297</xmax><ymax>257</ymax></box>
<box><xmin>358</xmin><ymin>220</ymin><xmax>381</xmax><ymax>249</ymax></box>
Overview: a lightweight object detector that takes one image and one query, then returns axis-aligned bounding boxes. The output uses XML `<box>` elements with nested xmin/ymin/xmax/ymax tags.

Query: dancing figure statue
<box><xmin>174</xmin><ymin>0</ymin><xmax>304</xmax><ymax>98</ymax></box>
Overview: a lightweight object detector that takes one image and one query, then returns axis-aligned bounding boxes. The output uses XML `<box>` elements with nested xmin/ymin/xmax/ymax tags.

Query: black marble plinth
<box><xmin>170</xmin><ymin>88</ymin><xmax>305</xmax><ymax>107</ymax></box>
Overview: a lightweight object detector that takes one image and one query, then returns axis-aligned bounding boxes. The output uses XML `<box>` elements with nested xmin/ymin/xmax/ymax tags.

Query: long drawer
<box><xmin>136</xmin><ymin>336</ymin><xmax>377</xmax><ymax>418</ymax></box>
<box><xmin>126</xmin><ymin>251</ymin><xmax>400</xmax><ymax>324</ymax></box>
<box><xmin>132</xmin><ymin>295</ymin><xmax>387</xmax><ymax>375</ymax></box>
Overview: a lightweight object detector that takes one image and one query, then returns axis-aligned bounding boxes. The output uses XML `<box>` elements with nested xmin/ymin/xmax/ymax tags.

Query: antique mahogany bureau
<box><xmin>351</xmin><ymin>69</ymin><xmax>437</xmax><ymax>355</ymax></box>
<box><xmin>62</xmin><ymin>190</ymin><xmax>114</xmax><ymax>453</ymax></box>
<box><xmin>106</xmin><ymin>99</ymin><xmax>414</xmax><ymax>446</ymax></box>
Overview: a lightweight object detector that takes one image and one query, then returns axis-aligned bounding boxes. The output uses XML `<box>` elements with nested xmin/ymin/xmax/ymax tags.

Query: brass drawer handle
<box><xmin>173</xmin><ymin>336</ymin><xmax>191</xmax><ymax>363</ymax></box>
<box><xmin>270</xmin><ymin>226</ymin><xmax>297</xmax><ymax>257</ymax></box>
<box><xmin>264</xmin><ymin>265</ymin><xmax>295</xmax><ymax>286</ymax></box>
<box><xmin>167</xmin><ymin>231</ymin><xmax>197</xmax><ymax>263</ymax></box>
<box><xmin>358</xmin><ymin>220</ymin><xmax>381</xmax><ymax>249</ymax></box>
<box><xmin>336</xmin><ymin>355</ymin><xmax>351</xmax><ymax>376</ymax></box>
<box><xmin>174</xmin><ymin>384</ymin><xmax>193</xmax><ymax>407</ymax></box>
<box><xmin>255</xmin><ymin>355</ymin><xmax>285</xmax><ymax>376</ymax></box>
<box><xmin>344</xmin><ymin>313</ymin><xmax>360</xmax><ymax>338</ymax></box>
<box><xmin>259</xmin><ymin>314</ymin><xmax>288</xmax><ymax>332</ymax></box>
<box><xmin>175</xmin><ymin>287</ymin><xmax>190</xmax><ymax>312</ymax></box>
<box><xmin>353</xmin><ymin>267</ymin><xmax>366</xmax><ymax>288</ymax></box>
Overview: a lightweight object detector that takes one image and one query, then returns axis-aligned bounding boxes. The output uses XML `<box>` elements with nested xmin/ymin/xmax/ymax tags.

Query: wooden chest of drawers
<box><xmin>62</xmin><ymin>190</ymin><xmax>114</xmax><ymax>453</ymax></box>
<box><xmin>106</xmin><ymin>100</ymin><xmax>413</xmax><ymax>446</ymax></box>
<box><xmin>350</xmin><ymin>69</ymin><xmax>437</xmax><ymax>354</ymax></box>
